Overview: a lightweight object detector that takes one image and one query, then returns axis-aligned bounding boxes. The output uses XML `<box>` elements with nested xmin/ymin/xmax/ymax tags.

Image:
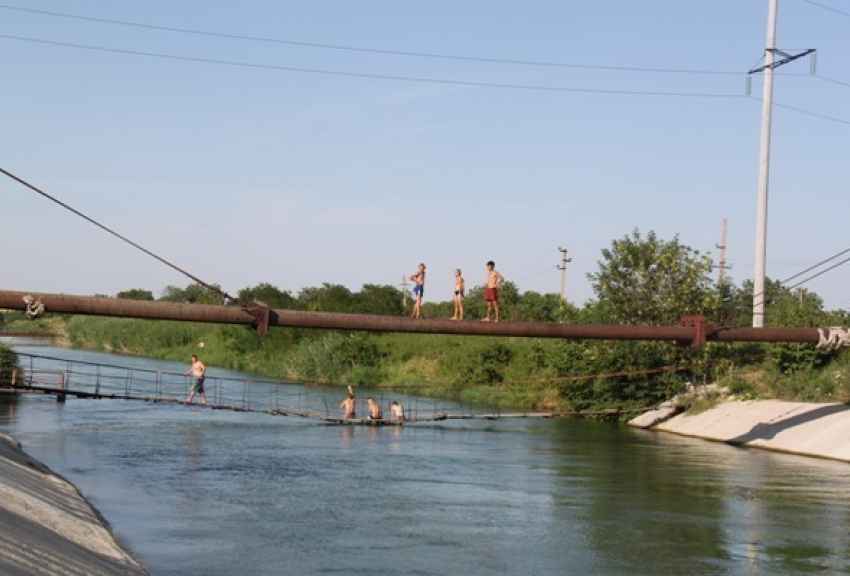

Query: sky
<box><xmin>2</xmin><ymin>0</ymin><xmax>849</xmax><ymax>314</ymax></box>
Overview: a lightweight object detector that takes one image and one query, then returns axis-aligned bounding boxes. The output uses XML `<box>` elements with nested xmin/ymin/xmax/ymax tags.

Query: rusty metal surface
<box><xmin>0</xmin><ymin>332</ymin><xmax>62</xmax><ymax>338</ymax></box>
<box><xmin>0</xmin><ymin>289</ymin><xmax>823</xmax><ymax>344</ymax></box>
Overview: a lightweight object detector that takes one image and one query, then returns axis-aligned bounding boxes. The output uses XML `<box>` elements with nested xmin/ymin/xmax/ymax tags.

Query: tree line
<box><xmin>6</xmin><ymin>229</ymin><xmax>849</xmax><ymax>413</ymax></box>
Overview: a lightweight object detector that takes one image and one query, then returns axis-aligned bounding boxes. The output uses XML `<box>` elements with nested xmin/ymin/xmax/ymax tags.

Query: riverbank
<box><xmin>0</xmin><ymin>433</ymin><xmax>147</xmax><ymax>575</ymax></box>
<box><xmin>631</xmin><ymin>399</ymin><xmax>850</xmax><ymax>462</ymax></box>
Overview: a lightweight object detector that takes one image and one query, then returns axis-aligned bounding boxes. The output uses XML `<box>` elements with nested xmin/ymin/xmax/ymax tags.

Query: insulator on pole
<box><xmin>810</xmin><ymin>52</ymin><xmax>817</xmax><ymax>74</ymax></box>
<box><xmin>745</xmin><ymin>76</ymin><xmax>752</xmax><ymax>96</ymax></box>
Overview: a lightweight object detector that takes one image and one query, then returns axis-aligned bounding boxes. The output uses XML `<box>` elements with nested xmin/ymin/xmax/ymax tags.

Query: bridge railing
<box><xmin>6</xmin><ymin>352</ymin><xmax>452</xmax><ymax>420</ymax></box>
<box><xmin>9</xmin><ymin>352</ymin><xmax>315</xmax><ymax>413</ymax></box>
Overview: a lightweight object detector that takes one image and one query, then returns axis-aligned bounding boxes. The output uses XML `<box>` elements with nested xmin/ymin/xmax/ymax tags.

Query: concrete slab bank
<box><xmin>631</xmin><ymin>400</ymin><xmax>850</xmax><ymax>462</ymax></box>
<box><xmin>0</xmin><ymin>433</ymin><xmax>147</xmax><ymax>576</ymax></box>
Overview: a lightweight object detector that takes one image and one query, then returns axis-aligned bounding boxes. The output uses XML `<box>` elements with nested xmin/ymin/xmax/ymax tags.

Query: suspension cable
<box><xmin>0</xmin><ymin>166</ymin><xmax>235</xmax><ymax>303</ymax></box>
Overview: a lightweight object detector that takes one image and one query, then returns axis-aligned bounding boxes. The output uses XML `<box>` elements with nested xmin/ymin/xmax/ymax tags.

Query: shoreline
<box><xmin>630</xmin><ymin>399</ymin><xmax>850</xmax><ymax>463</ymax></box>
<box><xmin>0</xmin><ymin>432</ymin><xmax>148</xmax><ymax>575</ymax></box>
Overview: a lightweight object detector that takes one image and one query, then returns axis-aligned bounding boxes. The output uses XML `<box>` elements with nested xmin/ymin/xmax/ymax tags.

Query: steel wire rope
<box><xmin>0</xmin><ymin>3</ymin><xmax>745</xmax><ymax>76</ymax></box>
<box><xmin>0</xmin><ymin>33</ymin><xmax>747</xmax><ymax>99</ymax></box>
<box><xmin>0</xmin><ymin>166</ymin><xmax>235</xmax><ymax>302</ymax></box>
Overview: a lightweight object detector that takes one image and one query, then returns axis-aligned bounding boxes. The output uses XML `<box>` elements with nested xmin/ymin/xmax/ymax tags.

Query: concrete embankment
<box><xmin>0</xmin><ymin>433</ymin><xmax>147</xmax><ymax>575</ymax></box>
<box><xmin>631</xmin><ymin>399</ymin><xmax>850</xmax><ymax>462</ymax></box>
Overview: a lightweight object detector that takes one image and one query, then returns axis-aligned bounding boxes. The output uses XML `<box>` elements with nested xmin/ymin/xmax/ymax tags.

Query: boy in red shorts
<box><xmin>482</xmin><ymin>260</ymin><xmax>505</xmax><ymax>322</ymax></box>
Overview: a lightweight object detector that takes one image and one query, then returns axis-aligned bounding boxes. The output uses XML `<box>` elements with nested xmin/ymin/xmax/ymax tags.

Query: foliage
<box><xmin>283</xmin><ymin>332</ymin><xmax>382</xmax><ymax>383</ymax></box>
<box><xmin>237</xmin><ymin>283</ymin><xmax>300</xmax><ymax>309</ymax></box>
<box><xmin>116</xmin><ymin>288</ymin><xmax>154</xmax><ymax>301</ymax></box>
<box><xmin>352</xmin><ymin>284</ymin><xmax>404</xmax><ymax>316</ymax></box>
<box><xmin>67</xmin><ymin>316</ymin><xmax>205</xmax><ymax>355</ymax></box>
<box><xmin>732</xmin><ymin>279</ymin><xmax>841</xmax><ymax>373</ymax></box>
<box><xmin>589</xmin><ymin>229</ymin><xmax>716</xmax><ymax>325</ymax></box>
<box><xmin>0</xmin><ymin>343</ymin><xmax>18</xmax><ymax>384</ymax></box>
<box><xmin>159</xmin><ymin>283</ymin><xmax>225</xmax><ymax>305</ymax></box>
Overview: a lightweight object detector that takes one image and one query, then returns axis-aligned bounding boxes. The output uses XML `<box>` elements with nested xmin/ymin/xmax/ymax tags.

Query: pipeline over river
<box><xmin>1</xmin><ymin>289</ymin><xmax>848</xmax><ymax>348</ymax></box>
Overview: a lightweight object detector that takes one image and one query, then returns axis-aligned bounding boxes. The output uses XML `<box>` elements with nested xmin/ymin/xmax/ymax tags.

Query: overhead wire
<box><xmin>803</xmin><ymin>0</ymin><xmax>850</xmax><ymax>18</ymax></box>
<box><xmin>781</xmin><ymin>72</ymin><xmax>850</xmax><ymax>91</ymax></box>
<box><xmin>0</xmin><ymin>33</ymin><xmax>746</xmax><ymax>99</ymax></box>
<box><xmin>770</xmin><ymin>100</ymin><xmax>850</xmax><ymax>126</ymax></box>
<box><xmin>785</xmin><ymin>256</ymin><xmax>850</xmax><ymax>291</ymax></box>
<box><xmin>3</xmin><ymin>32</ymin><xmax>846</xmax><ymax>125</ymax></box>
<box><xmin>0</xmin><ymin>3</ymin><xmax>744</xmax><ymax>76</ymax></box>
<box><xmin>0</xmin><ymin>166</ymin><xmax>235</xmax><ymax>302</ymax></box>
<box><xmin>751</xmin><ymin>245</ymin><xmax>850</xmax><ymax>309</ymax></box>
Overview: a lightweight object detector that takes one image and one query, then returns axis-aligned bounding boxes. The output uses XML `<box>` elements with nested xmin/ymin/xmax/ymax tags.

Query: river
<box><xmin>1</xmin><ymin>346</ymin><xmax>849</xmax><ymax>575</ymax></box>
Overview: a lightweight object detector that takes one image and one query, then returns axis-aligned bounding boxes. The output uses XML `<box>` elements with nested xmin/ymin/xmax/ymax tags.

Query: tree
<box><xmin>589</xmin><ymin>229</ymin><xmax>716</xmax><ymax>325</ymax></box>
<box><xmin>116</xmin><ymin>289</ymin><xmax>154</xmax><ymax>301</ymax></box>
<box><xmin>237</xmin><ymin>283</ymin><xmax>299</xmax><ymax>309</ymax></box>
<box><xmin>159</xmin><ymin>283</ymin><xmax>224</xmax><ymax>305</ymax></box>
<box><xmin>516</xmin><ymin>291</ymin><xmax>564</xmax><ymax>322</ymax></box>
<box><xmin>353</xmin><ymin>284</ymin><xmax>404</xmax><ymax>316</ymax></box>
<box><xmin>298</xmin><ymin>283</ymin><xmax>354</xmax><ymax>313</ymax></box>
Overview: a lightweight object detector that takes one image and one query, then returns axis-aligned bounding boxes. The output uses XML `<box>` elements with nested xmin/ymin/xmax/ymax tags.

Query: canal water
<box><xmin>1</xmin><ymin>347</ymin><xmax>849</xmax><ymax>575</ymax></box>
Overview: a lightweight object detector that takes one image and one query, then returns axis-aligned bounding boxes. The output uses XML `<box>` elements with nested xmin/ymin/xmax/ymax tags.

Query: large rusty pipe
<box><xmin>0</xmin><ymin>290</ymin><xmax>823</xmax><ymax>345</ymax></box>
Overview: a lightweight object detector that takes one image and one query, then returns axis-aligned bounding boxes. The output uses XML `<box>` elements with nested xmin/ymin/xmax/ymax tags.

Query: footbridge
<box><xmin>2</xmin><ymin>352</ymin><xmax>649</xmax><ymax>425</ymax></box>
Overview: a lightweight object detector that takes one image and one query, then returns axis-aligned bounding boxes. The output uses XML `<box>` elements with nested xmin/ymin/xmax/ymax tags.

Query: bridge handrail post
<box><xmin>57</xmin><ymin>372</ymin><xmax>66</xmax><ymax>404</ymax></box>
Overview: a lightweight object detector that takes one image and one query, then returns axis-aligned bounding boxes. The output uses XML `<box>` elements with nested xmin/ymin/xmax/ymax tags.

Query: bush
<box><xmin>0</xmin><ymin>343</ymin><xmax>18</xmax><ymax>385</ymax></box>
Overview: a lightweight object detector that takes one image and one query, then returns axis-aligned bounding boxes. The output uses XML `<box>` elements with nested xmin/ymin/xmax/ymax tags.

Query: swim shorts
<box><xmin>485</xmin><ymin>287</ymin><xmax>498</xmax><ymax>302</ymax></box>
<box><xmin>192</xmin><ymin>377</ymin><xmax>205</xmax><ymax>393</ymax></box>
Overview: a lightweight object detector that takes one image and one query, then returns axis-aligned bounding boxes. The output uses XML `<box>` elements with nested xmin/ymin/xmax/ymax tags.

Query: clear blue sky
<box><xmin>3</xmin><ymin>0</ymin><xmax>849</xmax><ymax>311</ymax></box>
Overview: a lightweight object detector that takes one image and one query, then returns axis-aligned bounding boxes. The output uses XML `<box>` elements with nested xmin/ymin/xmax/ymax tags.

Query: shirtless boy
<box><xmin>340</xmin><ymin>385</ymin><xmax>356</xmax><ymax>419</ymax></box>
<box><xmin>410</xmin><ymin>263</ymin><xmax>426</xmax><ymax>319</ymax></box>
<box><xmin>483</xmin><ymin>261</ymin><xmax>505</xmax><ymax>322</ymax></box>
<box><xmin>452</xmin><ymin>269</ymin><xmax>465</xmax><ymax>321</ymax></box>
<box><xmin>184</xmin><ymin>354</ymin><xmax>207</xmax><ymax>405</ymax></box>
<box><xmin>367</xmin><ymin>397</ymin><xmax>382</xmax><ymax>420</ymax></box>
<box><xmin>390</xmin><ymin>401</ymin><xmax>404</xmax><ymax>421</ymax></box>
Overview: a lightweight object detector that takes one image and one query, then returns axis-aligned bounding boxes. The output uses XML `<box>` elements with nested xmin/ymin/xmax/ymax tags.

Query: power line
<box><xmin>771</xmin><ymin>100</ymin><xmax>850</xmax><ymax>126</ymax></box>
<box><xmin>813</xmin><ymin>74</ymin><xmax>850</xmax><ymax>90</ymax></box>
<box><xmin>804</xmin><ymin>0</ymin><xmax>850</xmax><ymax>19</ymax></box>
<box><xmin>0</xmin><ymin>166</ymin><xmax>235</xmax><ymax>302</ymax></box>
<box><xmin>781</xmin><ymin>72</ymin><xmax>850</xmax><ymax>91</ymax></box>
<box><xmin>752</xmin><ymin>244</ymin><xmax>850</xmax><ymax>309</ymax></box>
<box><xmin>747</xmin><ymin>94</ymin><xmax>850</xmax><ymax>126</ymax></box>
<box><xmin>786</xmin><ymin>255</ymin><xmax>850</xmax><ymax>291</ymax></box>
<box><xmin>781</xmin><ymin>246</ymin><xmax>850</xmax><ymax>285</ymax></box>
<box><xmin>0</xmin><ymin>3</ymin><xmax>744</xmax><ymax>76</ymax></box>
<box><xmin>0</xmin><ymin>33</ymin><xmax>747</xmax><ymax>99</ymax></box>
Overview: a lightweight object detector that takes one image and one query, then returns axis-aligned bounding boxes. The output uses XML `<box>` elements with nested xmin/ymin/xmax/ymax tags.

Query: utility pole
<box><xmin>749</xmin><ymin>0</ymin><xmax>815</xmax><ymax>327</ymax></box>
<box><xmin>399</xmin><ymin>275</ymin><xmax>409</xmax><ymax>312</ymax></box>
<box><xmin>714</xmin><ymin>219</ymin><xmax>732</xmax><ymax>293</ymax></box>
<box><xmin>556</xmin><ymin>247</ymin><xmax>572</xmax><ymax>301</ymax></box>
<box><xmin>752</xmin><ymin>0</ymin><xmax>778</xmax><ymax>328</ymax></box>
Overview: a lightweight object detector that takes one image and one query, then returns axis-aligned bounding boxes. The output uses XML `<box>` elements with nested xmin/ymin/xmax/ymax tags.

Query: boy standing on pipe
<box><xmin>482</xmin><ymin>261</ymin><xmax>505</xmax><ymax>323</ymax></box>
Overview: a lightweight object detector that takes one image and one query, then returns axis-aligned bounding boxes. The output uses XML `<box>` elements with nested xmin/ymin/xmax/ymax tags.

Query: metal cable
<box><xmin>0</xmin><ymin>166</ymin><xmax>235</xmax><ymax>302</ymax></box>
